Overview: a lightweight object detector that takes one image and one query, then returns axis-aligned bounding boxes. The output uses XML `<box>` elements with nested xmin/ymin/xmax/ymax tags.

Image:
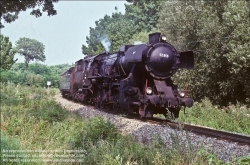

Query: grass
<box><xmin>177</xmin><ymin>98</ymin><xmax>250</xmax><ymax>135</ymax></box>
<box><xmin>1</xmin><ymin>82</ymin><xmax>249</xmax><ymax>164</ymax></box>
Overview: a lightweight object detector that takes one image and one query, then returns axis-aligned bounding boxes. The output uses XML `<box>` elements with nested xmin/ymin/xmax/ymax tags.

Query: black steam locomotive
<box><xmin>59</xmin><ymin>32</ymin><xmax>194</xmax><ymax>119</ymax></box>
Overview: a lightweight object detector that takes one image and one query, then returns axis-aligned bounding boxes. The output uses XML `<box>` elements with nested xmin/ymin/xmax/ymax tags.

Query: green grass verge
<box><xmin>1</xmin><ymin>83</ymin><xmax>249</xmax><ymax>164</ymax></box>
<box><xmin>178</xmin><ymin>98</ymin><xmax>250</xmax><ymax>135</ymax></box>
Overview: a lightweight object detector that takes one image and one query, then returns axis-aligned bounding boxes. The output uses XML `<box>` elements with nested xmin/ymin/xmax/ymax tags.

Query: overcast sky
<box><xmin>1</xmin><ymin>1</ymin><xmax>126</xmax><ymax>66</ymax></box>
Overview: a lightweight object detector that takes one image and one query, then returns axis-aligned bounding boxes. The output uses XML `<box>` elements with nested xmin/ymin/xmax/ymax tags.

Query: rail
<box><xmin>142</xmin><ymin>117</ymin><xmax>250</xmax><ymax>145</ymax></box>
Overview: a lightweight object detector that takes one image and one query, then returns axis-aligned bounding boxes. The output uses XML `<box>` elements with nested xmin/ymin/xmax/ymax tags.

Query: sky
<box><xmin>1</xmin><ymin>1</ymin><xmax>127</xmax><ymax>66</ymax></box>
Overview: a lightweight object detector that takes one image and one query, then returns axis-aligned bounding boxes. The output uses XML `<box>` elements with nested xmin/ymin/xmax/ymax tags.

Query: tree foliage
<box><xmin>82</xmin><ymin>0</ymin><xmax>163</xmax><ymax>55</ymax></box>
<box><xmin>0</xmin><ymin>0</ymin><xmax>58</xmax><ymax>28</ymax></box>
<box><xmin>0</xmin><ymin>63</ymin><xmax>71</xmax><ymax>87</ymax></box>
<box><xmin>106</xmin><ymin>13</ymin><xmax>137</xmax><ymax>51</ymax></box>
<box><xmin>0</xmin><ymin>34</ymin><xmax>17</xmax><ymax>70</ymax></box>
<box><xmin>125</xmin><ymin>0</ymin><xmax>163</xmax><ymax>32</ymax></box>
<box><xmin>158</xmin><ymin>0</ymin><xmax>250</xmax><ymax>105</ymax></box>
<box><xmin>16</xmin><ymin>37</ymin><xmax>46</xmax><ymax>69</ymax></box>
<box><xmin>82</xmin><ymin>15</ymin><xmax>115</xmax><ymax>55</ymax></box>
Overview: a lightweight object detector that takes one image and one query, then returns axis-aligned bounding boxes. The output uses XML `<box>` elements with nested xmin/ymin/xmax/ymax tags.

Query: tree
<box><xmin>82</xmin><ymin>14</ymin><xmax>116</xmax><ymax>55</ymax></box>
<box><xmin>0</xmin><ymin>34</ymin><xmax>17</xmax><ymax>70</ymax></box>
<box><xmin>0</xmin><ymin>62</ymin><xmax>71</xmax><ymax>87</ymax></box>
<box><xmin>82</xmin><ymin>1</ymin><xmax>163</xmax><ymax>55</ymax></box>
<box><xmin>28</xmin><ymin>63</ymin><xmax>50</xmax><ymax>75</ymax></box>
<box><xmin>16</xmin><ymin>37</ymin><xmax>46</xmax><ymax>69</ymax></box>
<box><xmin>125</xmin><ymin>0</ymin><xmax>163</xmax><ymax>32</ymax></box>
<box><xmin>105</xmin><ymin>14</ymin><xmax>136</xmax><ymax>51</ymax></box>
<box><xmin>0</xmin><ymin>0</ymin><xmax>58</xmax><ymax>28</ymax></box>
<box><xmin>26</xmin><ymin>73</ymin><xmax>43</xmax><ymax>86</ymax></box>
<box><xmin>157</xmin><ymin>0</ymin><xmax>250</xmax><ymax>105</ymax></box>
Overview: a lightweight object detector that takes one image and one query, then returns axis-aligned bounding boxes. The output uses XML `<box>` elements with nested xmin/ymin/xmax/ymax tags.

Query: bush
<box><xmin>178</xmin><ymin>98</ymin><xmax>250</xmax><ymax>135</ymax></box>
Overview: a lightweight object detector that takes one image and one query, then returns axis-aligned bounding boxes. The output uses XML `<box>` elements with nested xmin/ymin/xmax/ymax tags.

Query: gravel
<box><xmin>55</xmin><ymin>94</ymin><xmax>250</xmax><ymax>162</ymax></box>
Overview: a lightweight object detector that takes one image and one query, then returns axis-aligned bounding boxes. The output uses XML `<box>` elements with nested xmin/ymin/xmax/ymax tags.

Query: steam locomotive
<box><xmin>59</xmin><ymin>32</ymin><xmax>194</xmax><ymax>119</ymax></box>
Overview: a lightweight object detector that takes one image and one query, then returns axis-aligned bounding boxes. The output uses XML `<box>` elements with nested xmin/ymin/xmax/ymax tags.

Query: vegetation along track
<box><xmin>138</xmin><ymin>117</ymin><xmax>250</xmax><ymax>146</ymax></box>
<box><xmin>56</xmin><ymin>94</ymin><xmax>250</xmax><ymax>146</ymax></box>
<box><xmin>75</xmin><ymin>103</ymin><xmax>250</xmax><ymax>146</ymax></box>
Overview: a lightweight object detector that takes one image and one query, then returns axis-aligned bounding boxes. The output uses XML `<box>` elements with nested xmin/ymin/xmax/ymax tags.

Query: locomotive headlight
<box><xmin>161</xmin><ymin>35</ymin><xmax>167</xmax><ymax>41</ymax></box>
<box><xmin>146</xmin><ymin>87</ymin><xmax>153</xmax><ymax>95</ymax></box>
<box><xmin>179</xmin><ymin>91</ymin><xmax>185</xmax><ymax>98</ymax></box>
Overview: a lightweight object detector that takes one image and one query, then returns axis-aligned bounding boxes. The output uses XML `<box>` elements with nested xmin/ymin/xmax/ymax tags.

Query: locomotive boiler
<box><xmin>59</xmin><ymin>32</ymin><xmax>194</xmax><ymax>119</ymax></box>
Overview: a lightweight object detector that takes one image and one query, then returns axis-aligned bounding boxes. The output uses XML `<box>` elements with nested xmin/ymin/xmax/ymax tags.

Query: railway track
<box><xmin>57</xmin><ymin>95</ymin><xmax>250</xmax><ymax>161</ymax></box>
<box><xmin>94</xmin><ymin>107</ymin><xmax>250</xmax><ymax>146</ymax></box>
<box><xmin>140</xmin><ymin>117</ymin><xmax>250</xmax><ymax>145</ymax></box>
<box><xmin>60</xmin><ymin>96</ymin><xmax>250</xmax><ymax>146</ymax></box>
